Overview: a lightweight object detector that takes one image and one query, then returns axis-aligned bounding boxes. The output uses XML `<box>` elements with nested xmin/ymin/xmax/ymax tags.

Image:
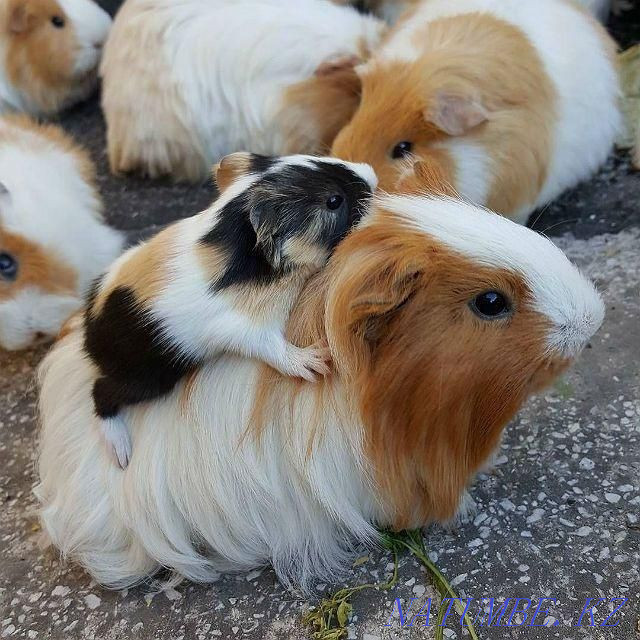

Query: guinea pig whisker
<box><xmin>529</xmin><ymin>202</ymin><xmax>553</xmax><ymax>229</ymax></box>
<box><xmin>539</xmin><ymin>218</ymin><xmax>580</xmax><ymax>235</ymax></box>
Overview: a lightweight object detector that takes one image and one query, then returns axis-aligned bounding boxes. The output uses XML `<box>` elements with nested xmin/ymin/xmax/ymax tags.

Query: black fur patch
<box><xmin>249</xmin><ymin>154</ymin><xmax>275</xmax><ymax>174</ymax></box>
<box><xmin>84</xmin><ymin>287</ymin><xmax>199</xmax><ymax>418</ymax></box>
<box><xmin>201</xmin><ymin>158</ymin><xmax>373</xmax><ymax>290</ymax></box>
<box><xmin>199</xmin><ymin>192</ymin><xmax>282</xmax><ymax>290</ymax></box>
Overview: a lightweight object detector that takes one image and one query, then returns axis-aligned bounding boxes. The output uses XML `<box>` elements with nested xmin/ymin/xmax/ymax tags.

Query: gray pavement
<box><xmin>0</xmin><ymin>2</ymin><xmax>638</xmax><ymax>639</ymax></box>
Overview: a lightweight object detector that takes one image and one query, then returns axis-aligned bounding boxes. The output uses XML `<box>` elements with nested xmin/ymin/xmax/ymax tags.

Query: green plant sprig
<box><xmin>302</xmin><ymin>548</ymin><xmax>399</xmax><ymax>640</ymax></box>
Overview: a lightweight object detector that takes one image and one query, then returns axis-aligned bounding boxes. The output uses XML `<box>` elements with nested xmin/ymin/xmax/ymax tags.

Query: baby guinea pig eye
<box><xmin>469</xmin><ymin>290</ymin><xmax>511</xmax><ymax>320</ymax></box>
<box><xmin>0</xmin><ymin>252</ymin><xmax>18</xmax><ymax>281</ymax></box>
<box><xmin>326</xmin><ymin>194</ymin><xmax>344</xmax><ymax>210</ymax></box>
<box><xmin>391</xmin><ymin>141</ymin><xmax>413</xmax><ymax>159</ymax></box>
<box><xmin>51</xmin><ymin>15</ymin><xmax>66</xmax><ymax>28</ymax></box>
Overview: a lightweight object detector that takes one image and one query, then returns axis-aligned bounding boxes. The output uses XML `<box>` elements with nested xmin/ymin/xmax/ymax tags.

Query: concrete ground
<box><xmin>1</xmin><ymin>2</ymin><xmax>639</xmax><ymax>639</ymax></box>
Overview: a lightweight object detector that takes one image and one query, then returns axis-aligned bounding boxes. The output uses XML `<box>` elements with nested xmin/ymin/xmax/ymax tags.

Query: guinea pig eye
<box><xmin>391</xmin><ymin>141</ymin><xmax>413</xmax><ymax>159</ymax></box>
<box><xmin>326</xmin><ymin>194</ymin><xmax>344</xmax><ymax>210</ymax></box>
<box><xmin>470</xmin><ymin>290</ymin><xmax>511</xmax><ymax>320</ymax></box>
<box><xmin>51</xmin><ymin>16</ymin><xmax>65</xmax><ymax>28</ymax></box>
<box><xmin>0</xmin><ymin>253</ymin><xmax>18</xmax><ymax>281</ymax></box>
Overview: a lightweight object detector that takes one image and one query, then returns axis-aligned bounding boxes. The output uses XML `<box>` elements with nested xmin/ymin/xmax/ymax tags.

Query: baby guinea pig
<box><xmin>0</xmin><ymin>114</ymin><xmax>123</xmax><ymax>350</ymax></box>
<box><xmin>83</xmin><ymin>153</ymin><xmax>377</xmax><ymax>468</ymax></box>
<box><xmin>332</xmin><ymin>0</ymin><xmax>621</xmax><ymax>223</ymax></box>
<box><xmin>0</xmin><ymin>0</ymin><xmax>112</xmax><ymax>116</ymax></box>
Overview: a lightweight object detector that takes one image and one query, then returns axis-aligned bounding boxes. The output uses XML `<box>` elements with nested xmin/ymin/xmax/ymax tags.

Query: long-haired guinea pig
<box><xmin>0</xmin><ymin>114</ymin><xmax>123</xmax><ymax>350</ymax></box>
<box><xmin>84</xmin><ymin>153</ymin><xmax>376</xmax><ymax>468</ymax></box>
<box><xmin>37</xmin><ymin>181</ymin><xmax>604</xmax><ymax>590</ymax></box>
<box><xmin>0</xmin><ymin>0</ymin><xmax>112</xmax><ymax>116</ymax></box>
<box><xmin>332</xmin><ymin>0</ymin><xmax>622</xmax><ymax>224</ymax></box>
<box><xmin>100</xmin><ymin>0</ymin><xmax>386</xmax><ymax>182</ymax></box>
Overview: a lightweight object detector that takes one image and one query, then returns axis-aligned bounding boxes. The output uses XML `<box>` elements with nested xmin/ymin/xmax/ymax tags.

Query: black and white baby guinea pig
<box><xmin>83</xmin><ymin>153</ymin><xmax>377</xmax><ymax>468</ymax></box>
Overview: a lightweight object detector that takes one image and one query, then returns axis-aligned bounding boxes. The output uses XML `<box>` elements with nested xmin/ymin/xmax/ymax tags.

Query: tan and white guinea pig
<box><xmin>0</xmin><ymin>114</ymin><xmax>124</xmax><ymax>350</ymax></box>
<box><xmin>36</xmin><ymin>178</ymin><xmax>604</xmax><ymax>590</ymax></box>
<box><xmin>100</xmin><ymin>0</ymin><xmax>386</xmax><ymax>182</ymax></box>
<box><xmin>332</xmin><ymin>0</ymin><xmax>622</xmax><ymax>224</ymax></box>
<box><xmin>0</xmin><ymin>0</ymin><xmax>112</xmax><ymax>116</ymax></box>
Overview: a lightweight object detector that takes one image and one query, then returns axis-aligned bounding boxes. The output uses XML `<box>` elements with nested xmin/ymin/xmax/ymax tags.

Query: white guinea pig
<box><xmin>0</xmin><ymin>114</ymin><xmax>124</xmax><ymax>350</ymax></box>
<box><xmin>100</xmin><ymin>0</ymin><xmax>386</xmax><ymax>182</ymax></box>
<box><xmin>0</xmin><ymin>0</ymin><xmax>112</xmax><ymax>116</ymax></box>
<box><xmin>332</xmin><ymin>0</ymin><xmax>622</xmax><ymax>223</ymax></box>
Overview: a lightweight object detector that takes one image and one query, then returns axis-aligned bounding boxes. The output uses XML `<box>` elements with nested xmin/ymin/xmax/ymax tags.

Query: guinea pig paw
<box><xmin>281</xmin><ymin>344</ymin><xmax>331</xmax><ymax>382</ymax></box>
<box><xmin>299</xmin><ymin>344</ymin><xmax>333</xmax><ymax>380</ymax></box>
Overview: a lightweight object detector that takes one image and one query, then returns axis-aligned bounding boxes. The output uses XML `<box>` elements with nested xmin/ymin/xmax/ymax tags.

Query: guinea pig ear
<box><xmin>248</xmin><ymin>201</ymin><xmax>284</xmax><ymax>269</ymax></box>
<box><xmin>425</xmin><ymin>91</ymin><xmax>489</xmax><ymax>137</ymax></box>
<box><xmin>213</xmin><ymin>152</ymin><xmax>256</xmax><ymax>193</ymax></box>
<box><xmin>347</xmin><ymin>264</ymin><xmax>422</xmax><ymax>344</ymax></box>
<box><xmin>8</xmin><ymin>3</ymin><xmax>36</xmax><ymax>34</ymax></box>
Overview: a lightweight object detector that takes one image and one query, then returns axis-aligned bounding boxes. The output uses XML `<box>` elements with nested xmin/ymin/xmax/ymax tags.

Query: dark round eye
<box><xmin>470</xmin><ymin>290</ymin><xmax>510</xmax><ymax>319</ymax></box>
<box><xmin>391</xmin><ymin>141</ymin><xmax>413</xmax><ymax>159</ymax></box>
<box><xmin>326</xmin><ymin>194</ymin><xmax>344</xmax><ymax>210</ymax></box>
<box><xmin>0</xmin><ymin>253</ymin><xmax>18</xmax><ymax>280</ymax></box>
<box><xmin>51</xmin><ymin>16</ymin><xmax>65</xmax><ymax>28</ymax></box>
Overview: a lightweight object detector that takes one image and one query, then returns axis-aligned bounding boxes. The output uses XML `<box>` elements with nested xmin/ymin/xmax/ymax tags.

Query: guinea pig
<box><xmin>0</xmin><ymin>0</ymin><xmax>112</xmax><ymax>116</ymax></box>
<box><xmin>332</xmin><ymin>0</ymin><xmax>622</xmax><ymax>223</ymax></box>
<box><xmin>0</xmin><ymin>114</ymin><xmax>124</xmax><ymax>350</ymax></box>
<box><xmin>83</xmin><ymin>153</ymin><xmax>376</xmax><ymax>468</ymax></box>
<box><xmin>37</xmin><ymin>181</ymin><xmax>604</xmax><ymax>590</ymax></box>
<box><xmin>100</xmin><ymin>0</ymin><xmax>386</xmax><ymax>182</ymax></box>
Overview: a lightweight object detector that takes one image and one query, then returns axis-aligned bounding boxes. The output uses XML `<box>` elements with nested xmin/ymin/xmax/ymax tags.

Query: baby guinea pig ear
<box><xmin>248</xmin><ymin>199</ymin><xmax>284</xmax><ymax>270</ymax></box>
<box><xmin>425</xmin><ymin>91</ymin><xmax>489</xmax><ymax>137</ymax></box>
<box><xmin>213</xmin><ymin>153</ymin><xmax>276</xmax><ymax>192</ymax></box>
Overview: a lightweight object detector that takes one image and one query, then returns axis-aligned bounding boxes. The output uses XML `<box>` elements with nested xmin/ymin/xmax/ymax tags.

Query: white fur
<box><xmin>36</xmin><ymin>194</ymin><xmax>603</xmax><ymax>590</ymax></box>
<box><xmin>378</xmin><ymin>0</ymin><xmax>622</xmax><ymax>222</ymax></box>
<box><xmin>100</xmin><ymin>0</ymin><xmax>384</xmax><ymax>177</ymax></box>
<box><xmin>58</xmin><ymin>0</ymin><xmax>112</xmax><ymax>75</ymax></box>
<box><xmin>0</xmin><ymin>118</ymin><xmax>124</xmax><ymax>350</ymax></box>
<box><xmin>441</xmin><ymin>139</ymin><xmax>492</xmax><ymax>206</ymax></box>
<box><xmin>0</xmin><ymin>0</ymin><xmax>112</xmax><ymax>115</ymax></box>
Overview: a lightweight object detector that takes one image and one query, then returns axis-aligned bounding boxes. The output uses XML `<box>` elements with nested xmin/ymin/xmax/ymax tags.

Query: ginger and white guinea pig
<box><xmin>37</xmin><ymin>177</ymin><xmax>604</xmax><ymax>590</ymax></box>
<box><xmin>0</xmin><ymin>114</ymin><xmax>123</xmax><ymax>350</ymax></box>
<box><xmin>332</xmin><ymin>0</ymin><xmax>622</xmax><ymax>224</ymax></box>
<box><xmin>100</xmin><ymin>0</ymin><xmax>386</xmax><ymax>182</ymax></box>
<box><xmin>0</xmin><ymin>0</ymin><xmax>112</xmax><ymax>116</ymax></box>
<box><xmin>84</xmin><ymin>153</ymin><xmax>376</xmax><ymax>468</ymax></box>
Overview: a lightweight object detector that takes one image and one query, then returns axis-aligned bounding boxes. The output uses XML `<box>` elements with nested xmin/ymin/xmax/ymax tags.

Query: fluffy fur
<box><xmin>37</xmin><ymin>187</ymin><xmax>604</xmax><ymax>590</ymax></box>
<box><xmin>83</xmin><ymin>153</ymin><xmax>376</xmax><ymax>468</ymax></box>
<box><xmin>332</xmin><ymin>0</ymin><xmax>622</xmax><ymax>223</ymax></box>
<box><xmin>0</xmin><ymin>114</ymin><xmax>123</xmax><ymax>350</ymax></box>
<box><xmin>99</xmin><ymin>0</ymin><xmax>385</xmax><ymax>182</ymax></box>
<box><xmin>0</xmin><ymin>0</ymin><xmax>111</xmax><ymax>116</ymax></box>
